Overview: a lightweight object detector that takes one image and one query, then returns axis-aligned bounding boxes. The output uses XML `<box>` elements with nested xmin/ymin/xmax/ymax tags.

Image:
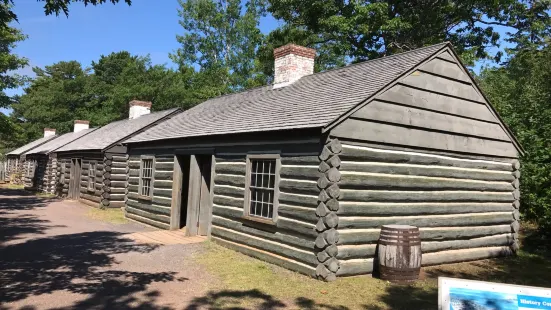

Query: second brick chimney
<box><xmin>129</xmin><ymin>100</ymin><xmax>152</xmax><ymax>120</ymax></box>
<box><xmin>44</xmin><ymin>128</ymin><xmax>56</xmax><ymax>138</ymax></box>
<box><xmin>74</xmin><ymin>120</ymin><xmax>90</xmax><ymax>133</ymax></box>
<box><xmin>273</xmin><ymin>44</ymin><xmax>315</xmax><ymax>89</ymax></box>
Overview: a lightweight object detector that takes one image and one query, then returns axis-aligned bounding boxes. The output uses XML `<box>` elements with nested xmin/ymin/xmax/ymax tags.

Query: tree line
<box><xmin>1</xmin><ymin>0</ymin><xmax>550</xmax><ymax>234</ymax></box>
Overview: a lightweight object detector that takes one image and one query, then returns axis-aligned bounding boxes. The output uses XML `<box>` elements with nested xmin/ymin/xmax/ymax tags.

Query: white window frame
<box><xmin>139</xmin><ymin>156</ymin><xmax>155</xmax><ymax>198</ymax></box>
<box><xmin>243</xmin><ymin>154</ymin><xmax>281</xmax><ymax>223</ymax></box>
<box><xmin>88</xmin><ymin>161</ymin><xmax>96</xmax><ymax>191</ymax></box>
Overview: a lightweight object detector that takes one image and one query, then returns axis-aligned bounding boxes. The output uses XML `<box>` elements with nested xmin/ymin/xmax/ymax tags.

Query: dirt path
<box><xmin>0</xmin><ymin>188</ymin><xmax>216</xmax><ymax>309</ymax></box>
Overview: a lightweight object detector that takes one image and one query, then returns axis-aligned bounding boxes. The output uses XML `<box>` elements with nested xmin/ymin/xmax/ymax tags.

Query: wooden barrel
<box><xmin>378</xmin><ymin>224</ymin><xmax>421</xmax><ymax>283</ymax></box>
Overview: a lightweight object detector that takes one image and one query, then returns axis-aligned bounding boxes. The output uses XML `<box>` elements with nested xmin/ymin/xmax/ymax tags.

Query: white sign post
<box><xmin>439</xmin><ymin>277</ymin><xmax>551</xmax><ymax>310</ymax></box>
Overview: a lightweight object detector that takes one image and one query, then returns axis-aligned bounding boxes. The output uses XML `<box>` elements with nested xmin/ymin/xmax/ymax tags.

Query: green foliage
<box><xmin>479</xmin><ymin>45</ymin><xmax>551</xmax><ymax>235</ymax></box>
<box><xmin>170</xmin><ymin>0</ymin><xmax>266</xmax><ymax>92</ymax></box>
<box><xmin>266</xmin><ymin>0</ymin><xmax>551</xmax><ymax>65</ymax></box>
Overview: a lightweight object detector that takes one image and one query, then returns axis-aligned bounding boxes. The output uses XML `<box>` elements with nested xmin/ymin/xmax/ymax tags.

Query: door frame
<box><xmin>170</xmin><ymin>148</ymin><xmax>215</xmax><ymax>236</ymax></box>
<box><xmin>69</xmin><ymin>158</ymin><xmax>82</xmax><ymax>199</ymax></box>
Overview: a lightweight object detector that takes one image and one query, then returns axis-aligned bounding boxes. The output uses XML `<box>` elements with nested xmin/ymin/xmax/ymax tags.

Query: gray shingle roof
<box><xmin>26</xmin><ymin>128</ymin><xmax>98</xmax><ymax>155</ymax></box>
<box><xmin>57</xmin><ymin>108</ymin><xmax>180</xmax><ymax>152</ymax></box>
<box><xmin>126</xmin><ymin>42</ymin><xmax>449</xmax><ymax>144</ymax></box>
<box><xmin>7</xmin><ymin>135</ymin><xmax>59</xmax><ymax>156</ymax></box>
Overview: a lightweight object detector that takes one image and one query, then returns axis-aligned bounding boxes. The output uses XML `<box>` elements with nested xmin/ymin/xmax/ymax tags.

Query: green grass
<box><xmin>35</xmin><ymin>192</ymin><xmax>56</xmax><ymax>198</ymax></box>
<box><xmin>192</xmin><ymin>225</ymin><xmax>551</xmax><ymax>310</ymax></box>
<box><xmin>1</xmin><ymin>183</ymin><xmax>24</xmax><ymax>189</ymax></box>
<box><xmin>86</xmin><ymin>207</ymin><xmax>128</xmax><ymax>225</ymax></box>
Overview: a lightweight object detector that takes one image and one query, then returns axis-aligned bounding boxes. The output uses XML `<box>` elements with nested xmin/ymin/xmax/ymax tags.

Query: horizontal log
<box><xmin>153</xmin><ymin>188</ymin><xmax>173</xmax><ymax>199</ymax></box>
<box><xmin>155</xmin><ymin>157</ymin><xmax>174</xmax><ymax>163</ymax></box>
<box><xmin>279</xmin><ymin>204</ymin><xmax>318</xmax><ymax>224</ymax></box>
<box><xmin>126</xmin><ymin>206</ymin><xmax>170</xmax><ymax>225</ymax></box>
<box><xmin>127</xmin><ymin>198</ymin><xmax>171</xmax><ymax>216</ymax></box>
<box><xmin>214</xmin><ymin>185</ymin><xmax>244</xmax><ymax>198</ymax></box>
<box><xmin>339</xmin><ymin>162</ymin><xmax>515</xmax><ymax>182</ymax></box>
<box><xmin>79</xmin><ymin>198</ymin><xmax>98</xmax><ymax>208</ymax></box>
<box><xmin>80</xmin><ymin>193</ymin><xmax>101</xmax><ymax>204</ymax></box>
<box><xmin>422</xmin><ymin>233</ymin><xmax>514</xmax><ymax>253</ymax></box>
<box><xmin>215</xmin><ymin>156</ymin><xmax>245</xmax><ymax>163</ymax></box>
<box><xmin>212</xmin><ymin>236</ymin><xmax>316</xmax><ymax>278</ymax></box>
<box><xmin>212</xmin><ymin>226</ymin><xmax>317</xmax><ymax>266</ymax></box>
<box><xmin>280</xmin><ymin>166</ymin><xmax>320</xmax><ymax>181</ymax></box>
<box><xmin>110</xmin><ymin>174</ymin><xmax>127</xmax><ymax>181</ymax></box>
<box><xmin>111</xmin><ymin>155</ymin><xmax>129</xmax><ymax>162</ymax></box>
<box><xmin>128</xmin><ymin>177</ymin><xmax>139</xmax><ymax>186</ymax></box>
<box><xmin>277</xmin><ymin>217</ymin><xmax>317</xmax><ymax>238</ymax></box>
<box><xmin>337</xmin><ymin>225</ymin><xmax>512</xmax><ymax>245</ymax></box>
<box><xmin>338</xmin><ymin>212</ymin><xmax>512</xmax><ymax>229</ymax></box>
<box><xmin>154</xmin><ymin>180</ymin><xmax>173</xmax><ymax>189</ymax></box>
<box><xmin>125</xmin><ymin>212</ymin><xmax>170</xmax><ymax>230</ymax></box>
<box><xmin>214</xmin><ymin>174</ymin><xmax>245</xmax><ymax>187</ymax></box>
<box><xmin>338</xmin><ymin>202</ymin><xmax>513</xmax><ymax>216</ymax></box>
<box><xmin>154</xmin><ymin>171</ymin><xmax>173</xmax><ymax>180</ymax></box>
<box><xmin>111</xmin><ymin>168</ymin><xmax>127</xmax><ymax>175</ymax></box>
<box><xmin>215</xmin><ymin>162</ymin><xmax>246</xmax><ymax>176</ymax></box>
<box><xmin>155</xmin><ymin>162</ymin><xmax>174</xmax><ymax>170</ymax></box>
<box><xmin>128</xmin><ymin>184</ymin><xmax>138</xmax><ymax>193</ymax></box>
<box><xmin>109</xmin><ymin>201</ymin><xmax>125</xmax><ymax>208</ymax></box>
<box><xmin>340</xmin><ymin>190</ymin><xmax>514</xmax><ymax>203</ymax></box>
<box><xmin>214</xmin><ymin>195</ymin><xmax>243</xmax><ymax>208</ymax></box>
<box><xmin>111</xmin><ymin>162</ymin><xmax>127</xmax><ymax>169</ymax></box>
<box><xmin>212</xmin><ymin>215</ymin><xmax>314</xmax><ymax>250</ymax></box>
<box><xmin>280</xmin><ymin>156</ymin><xmax>319</xmax><ymax>166</ymax></box>
<box><xmin>279</xmin><ymin>192</ymin><xmax>318</xmax><ymax>208</ymax></box>
<box><xmin>110</xmin><ymin>181</ymin><xmax>127</xmax><ymax>188</ymax></box>
<box><xmin>339</xmin><ymin>172</ymin><xmax>513</xmax><ymax>192</ymax></box>
<box><xmin>340</xmin><ymin>144</ymin><xmax>512</xmax><ymax>171</ymax></box>
<box><xmin>336</xmin><ymin>259</ymin><xmax>374</xmax><ymax>276</ymax></box>
<box><xmin>337</xmin><ymin>244</ymin><xmax>377</xmax><ymax>260</ymax></box>
<box><xmin>109</xmin><ymin>194</ymin><xmax>125</xmax><ymax>201</ymax></box>
<box><xmin>128</xmin><ymin>161</ymin><xmax>140</xmax><ymax>169</ymax></box>
<box><xmin>422</xmin><ymin>246</ymin><xmax>512</xmax><ymax>266</ymax></box>
<box><xmin>280</xmin><ymin>179</ymin><xmax>319</xmax><ymax>196</ymax></box>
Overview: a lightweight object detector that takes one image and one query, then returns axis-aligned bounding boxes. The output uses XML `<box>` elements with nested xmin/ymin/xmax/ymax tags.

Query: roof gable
<box><xmin>7</xmin><ymin>135</ymin><xmax>59</xmax><ymax>156</ymax></box>
<box><xmin>26</xmin><ymin>128</ymin><xmax>98</xmax><ymax>155</ymax></box>
<box><xmin>329</xmin><ymin>47</ymin><xmax>523</xmax><ymax>158</ymax></box>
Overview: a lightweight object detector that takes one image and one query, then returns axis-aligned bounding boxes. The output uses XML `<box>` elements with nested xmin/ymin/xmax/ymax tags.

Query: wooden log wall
<box><xmin>45</xmin><ymin>155</ymin><xmax>57</xmax><ymax>194</ymax></box>
<box><xmin>211</xmin><ymin>145</ymin><xmax>322</xmax><ymax>278</ymax></box>
<box><xmin>333</xmin><ymin>143</ymin><xmax>518</xmax><ymax>277</ymax></box>
<box><xmin>22</xmin><ymin>157</ymin><xmax>38</xmax><ymax>189</ymax></box>
<box><xmin>35</xmin><ymin>155</ymin><xmax>48</xmax><ymax>192</ymax></box>
<box><xmin>126</xmin><ymin>154</ymin><xmax>174</xmax><ymax>229</ymax></box>
<box><xmin>79</xmin><ymin>155</ymin><xmax>104</xmax><ymax>207</ymax></box>
<box><xmin>101</xmin><ymin>153</ymin><xmax>128</xmax><ymax>208</ymax></box>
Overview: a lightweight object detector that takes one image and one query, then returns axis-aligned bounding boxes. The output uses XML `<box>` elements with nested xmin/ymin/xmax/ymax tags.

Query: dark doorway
<box><xmin>179</xmin><ymin>155</ymin><xmax>190</xmax><ymax>229</ymax></box>
<box><xmin>69</xmin><ymin>158</ymin><xmax>82</xmax><ymax>199</ymax></box>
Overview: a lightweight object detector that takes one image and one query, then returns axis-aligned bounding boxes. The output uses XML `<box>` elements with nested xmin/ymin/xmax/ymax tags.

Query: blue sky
<box><xmin>2</xmin><ymin>1</ymin><xmax>510</xmax><ymax>116</ymax></box>
<box><xmin>1</xmin><ymin>0</ymin><xmax>280</xmax><ymax>115</ymax></box>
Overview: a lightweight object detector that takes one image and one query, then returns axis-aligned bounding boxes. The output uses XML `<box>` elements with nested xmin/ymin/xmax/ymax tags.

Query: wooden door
<box><xmin>185</xmin><ymin>155</ymin><xmax>212</xmax><ymax>236</ymax></box>
<box><xmin>69</xmin><ymin>158</ymin><xmax>82</xmax><ymax>199</ymax></box>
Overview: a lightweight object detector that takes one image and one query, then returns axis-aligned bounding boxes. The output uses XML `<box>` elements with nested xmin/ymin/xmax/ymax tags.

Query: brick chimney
<box><xmin>129</xmin><ymin>100</ymin><xmax>152</xmax><ymax>120</ymax></box>
<box><xmin>273</xmin><ymin>44</ymin><xmax>315</xmax><ymax>89</ymax></box>
<box><xmin>44</xmin><ymin>128</ymin><xmax>56</xmax><ymax>138</ymax></box>
<box><xmin>74</xmin><ymin>120</ymin><xmax>90</xmax><ymax>133</ymax></box>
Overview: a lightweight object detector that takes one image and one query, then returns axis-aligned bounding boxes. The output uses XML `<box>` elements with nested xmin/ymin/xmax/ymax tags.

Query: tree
<box><xmin>479</xmin><ymin>45</ymin><xmax>551</xmax><ymax>235</ymax></box>
<box><xmin>267</xmin><ymin>0</ymin><xmax>551</xmax><ymax>65</ymax></box>
<box><xmin>170</xmin><ymin>0</ymin><xmax>266</xmax><ymax>92</ymax></box>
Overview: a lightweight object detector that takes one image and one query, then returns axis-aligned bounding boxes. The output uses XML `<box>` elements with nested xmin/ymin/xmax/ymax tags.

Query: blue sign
<box><xmin>439</xmin><ymin>278</ymin><xmax>551</xmax><ymax>310</ymax></box>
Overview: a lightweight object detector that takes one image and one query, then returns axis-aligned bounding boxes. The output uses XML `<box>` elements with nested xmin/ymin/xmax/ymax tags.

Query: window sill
<box><xmin>242</xmin><ymin>215</ymin><xmax>276</xmax><ymax>226</ymax></box>
<box><xmin>136</xmin><ymin>195</ymin><xmax>152</xmax><ymax>201</ymax></box>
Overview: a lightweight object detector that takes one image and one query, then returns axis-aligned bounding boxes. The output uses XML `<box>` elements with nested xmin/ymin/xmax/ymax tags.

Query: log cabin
<box><xmin>54</xmin><ymin>101</ymin><xmax>181</xmax><ymax>208</ymax></box>
<box><xmin>23</xmin><ymin>121</ymin><xmax>97</xmax><ymax>192</ymax></box>
<box><xmin>5</xmin><ymin>128</ymin><xmax>59</xmax><ymax>184</ymax></box>
<box><xmin>133</xmin><ymin>42</ymin><xmax>522</xmax><ymax>280</ymax></box>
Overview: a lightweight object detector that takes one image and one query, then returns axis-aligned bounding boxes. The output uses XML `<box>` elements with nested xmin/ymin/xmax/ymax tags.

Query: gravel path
<box><xmin>0</xmin><ymin>188</ymin><xmax>216</xmax><ymax>309</ymax></box>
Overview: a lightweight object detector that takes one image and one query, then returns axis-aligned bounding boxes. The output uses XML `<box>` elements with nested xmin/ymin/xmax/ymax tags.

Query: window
<box><xmin>88</xmin><ymin>161</ymin><xmax>96</xmax><ymax>191</ymax></box>
<box><xmin>139</xmin><ymin>157</ymin><xmax>154</xmax><ymax>197</ymax></box>
<box><xmin>244</xmin><ymin>155</ymin><xmax>280</xmax><ymax>222</ymax></box>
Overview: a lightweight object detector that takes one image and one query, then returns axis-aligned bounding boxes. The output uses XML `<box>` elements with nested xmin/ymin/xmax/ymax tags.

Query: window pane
<box><xmin>248</xmin><ymin>159</ymin><xmax>276</xmax><ymax>219</ymax></box>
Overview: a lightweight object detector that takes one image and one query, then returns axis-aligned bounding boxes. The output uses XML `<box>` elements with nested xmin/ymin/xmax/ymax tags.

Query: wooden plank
<box><xmin>338</xmin><ymin>212</ymin><xmax>512</xmax><ymax>229</ymax></box>
<box><xmin>340</xmin><ymin>172</ymin><xmax>513</xmax><ymax>192</ymax></box>
<box><xmin>279</xmin><ymin>179</ymin><xmax>319</xmax><ymax>196</ymax></box>
<box><xmin>211</xmin><ymin>226</ymin><xmax>317</xmax><ymax>266</ymax></box>
<box><xmin>154</xmin><ymin>180</ymin><xmax>173</xmax><ymax>189</ymax></box>
<box><xmin>337</xmin><ymin>244</ymin><xmax>377</xmax><ymax>260</ymax></box>
<box><xmin>340</xmin><ymin>189</ymin><xmax>514</xmax><ymax>203</ymax></box>
<box><xmin>336</xmin><ymin>259</ymin><xmax>374</xmax><ymax>276</ymax></box>
<box><xmin>126</xmin><ymin>206</ymin><xmax>171</xmax><ymax>224</ymax></box>
<box><xmin>278</xmin><ymin>204</ymin><xmax>318</xmax><ymax>224</ymax></box>
<box><xmin>279</xmin><ymin>192</ymin><xmax>318</xmax><ymax>208</ymax></box>
<box><xmin>185</xmin><ymin>155</ymin><xmax>201</xmax><ymax>236</ymax></box>
<box><xmin>332</xmin><ymin>119</ymin><xmax>518</xmax><ymax>158</ymax></box>
<box><xmin>422</xmin><ymin>246</ymin><xmax>512</xmax><ymax>266</ymax></box>
<box><xmin>402</xmin><ymin>71</ymin><xmax>483</xmax><ymax>102</ymax></box>
<box><xmin>212</xmin><ymin>215</ymin><xmax>315</xmax><ymax>250</ymax></box>
<box><xmin>437</xmin><ymin>50</ymin><xmax>456</xmax><ymax>63</ymax></box>
<box><xmin>215</xmin><ymin>162</ymin><xmax>246</xmax><ymax>176</ymax></box>
<box><xmin>125</xmin><ymin>212</ymin><xmax>170</xmax><ymax>230</ymax></box>
<box><xmin>170</xmin><ymin>155</ymin><xmax>182</xmax><ymax>230</ymax></box>
<box><xmin>214</xmin><ymin>174</ymin><xmax>245</xmax><ymax>187</ymax></box>
<box><xmin>154</xmin><ymin>171</ymin><xmax>173</xmax><ymax>180</ymax></box>
<box><xmin>353</xmin><ymin>100</ymin><xmax>510</xmax><ymax>141</ymax></box>
<box><xmin>153</xmin><ymin>188</ymin><xmax>173</xmax><ymax>198</ymax></box>
<box><xmin>127</xmin><ymin>198</ymin><xmax>171</xmax><ymax>215</ymax></box>
<box><xmin>419</xmin><ymin>57</ymin><xmax>471</xmax><ymax>83</ymax></box>
<box><xmin>280</xmin><ymin>156</ymin><xmax>319</xmax><ymax>166</ymax></box>
<box><xmin>340</xmin><ymin>144</ymin><xmax>512</xmax><ymax>171</ymax></box>
<box><xmin>213</xmin><ymin>184</ymin><xmax>244</xmax><ymax>198</ymax></box>
<box><xmin>337</xmin><ymin>202</ymin><xmax>513</xmax><ymax>216</ymax></box>
<box><xmin>212</xmin><ymin>237</ymin><xmax>316</xmax><ymax>277</ymax></box>
<box><xmin>340</xmin><ymin>161</ymin><xmax>515</xmax><ymax>182</ymax></box>
<box><xmin>422</xmin><ymin>233</ymin><xmax>514</xmax><ymax>253</ymax></box>
<box><xmin>280</xmin><ymin>166</ymin><xmax>320</xmax><ymax>181</ymax></box>
<box><xmin>377</xmin><ymin>85</ymin><xmax>497</xmax><ymax>122</ymax></box>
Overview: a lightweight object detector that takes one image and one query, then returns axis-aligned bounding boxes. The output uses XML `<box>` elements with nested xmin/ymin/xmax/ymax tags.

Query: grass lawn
<box><xmin>0</xmin><ymin>183</ymin><xmax>24</xmax><ymax>189</ymax></box>
<box><xmin>191</xmin><ymin>224</ymin><xmax>551</xmax><ymax>309</ymax></box>
<box><xmin>86</xmin><ymin>207</ymin><xmax>128</xmax><ymax>224</ymax></box>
